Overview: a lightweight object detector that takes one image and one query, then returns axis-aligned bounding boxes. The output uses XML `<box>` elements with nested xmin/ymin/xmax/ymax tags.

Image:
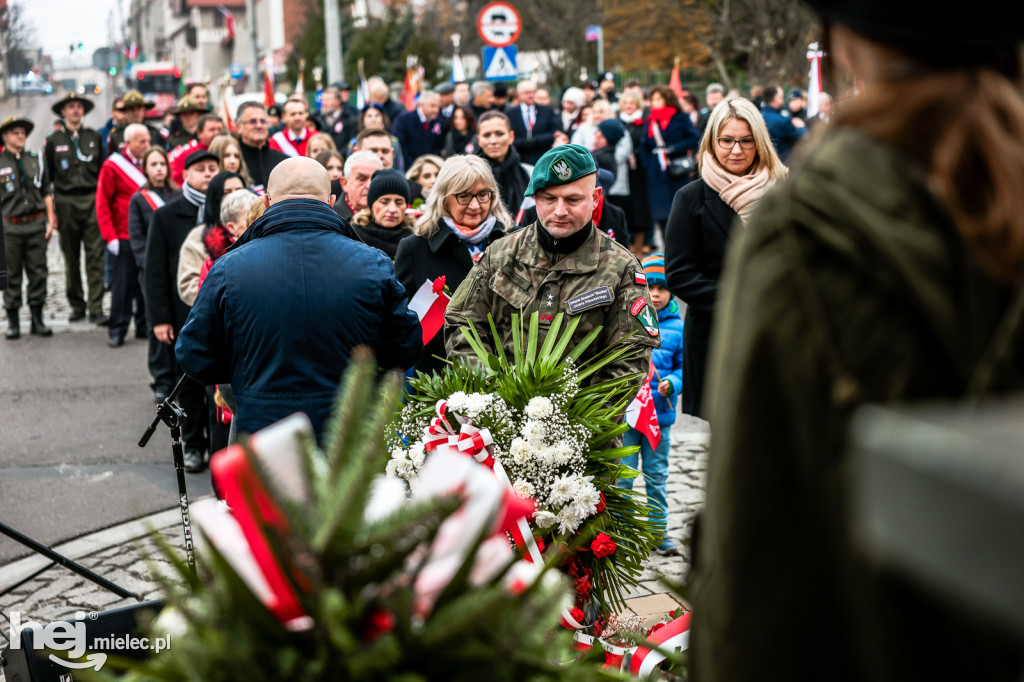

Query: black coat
<box><xmin>239</xmin><ymin>141</ymin><xmax>288</xmax><ymax>192</ymax></box>
<box><xmin>145</xmin><ymin>196</ymin><xmax>202</xmax><ymax>330</ymax></box>
<box><xmin>128</xmin><ymin>187</ymin><xmax>180</xmax><ymax>269</ymax></box>
<box><xmin>506</xmin><ymin>103</ymin><xmax>562</xmax><ymax>165</ymax></box>
<box><xmin>664</xmin><ymin>178</ymin><xmax>739</xmax><ymax>419</ymax></box>
<box><xmin>394</xmin><ymin>220</ymin><xmax>507</xmax><ymax>376</ymax></box>
<box><xmin>350</xmin><ymin>218</ymin><xmax>412</xmax><ymax>260</ymax></box>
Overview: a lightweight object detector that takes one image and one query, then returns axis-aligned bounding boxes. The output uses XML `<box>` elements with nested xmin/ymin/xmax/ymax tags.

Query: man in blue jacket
<box><xmin>760</xmin><ymin>85</ymin><xmax>806</xmax><ymax>162</ymax></box>
<box><xmin>175</xmin><ymin>157</ymin><xmax>422</xmax><ymax>440</ymax></box>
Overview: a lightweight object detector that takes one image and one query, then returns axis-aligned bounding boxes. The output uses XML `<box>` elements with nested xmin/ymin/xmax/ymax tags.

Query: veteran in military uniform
<box><xmin>445</xmin><ymin>143</ymin><xmax>658</xmax><ymax>387</ymax></box>
<box><xmin>106</xmin><ymin>90</ymin><xmax>162</xmax><ymax>155</ymax></box>
<box><xmin>1</xmin><ymin>116</ymin><xmax>56</xmax><ymax>339</ymax></box>
<box><xmin>45</xmin><ymin>92</ymin><xmax>107</xmax><ymax>323</ymax></box>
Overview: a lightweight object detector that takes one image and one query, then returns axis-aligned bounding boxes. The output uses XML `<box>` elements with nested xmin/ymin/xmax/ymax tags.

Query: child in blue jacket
<box><xmin>621</xmin><ymin>253</ymin><xmax>684</xmax><ymax>556</ymax></box>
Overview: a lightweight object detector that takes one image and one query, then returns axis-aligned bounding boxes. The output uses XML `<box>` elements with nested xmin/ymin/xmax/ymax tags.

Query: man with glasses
<box><xmin>1</xmin><ymin>116</ymin><xmax>56</xmax><ymax>339</ymax></box>
<box><xmin>445</xmin><ymin>144</ymin><xmax>657</xmax><ymax>389</ymax></box>
<box><xmin>235</xmin><ymin>101</ymin><xmax>288</xmax><ymax>194</ymax></box>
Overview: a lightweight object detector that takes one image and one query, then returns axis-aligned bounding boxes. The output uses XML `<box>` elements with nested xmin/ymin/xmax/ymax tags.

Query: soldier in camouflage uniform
<box><xmin>45</xmin><ymin>92</ymin><xmax>107</xmax><ymax>323</ymax></box>
<box><xmin>445</xmin><ymin>143</ymin><xmax>659</xmax><ymax>387</ymax></box>
<box><xmin>1</xmin><ymin>116</ymin><xmax>56</xmax><ymax>339</ymax></box>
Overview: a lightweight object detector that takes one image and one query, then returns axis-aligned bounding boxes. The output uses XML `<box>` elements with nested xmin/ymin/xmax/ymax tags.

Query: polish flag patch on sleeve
<box><xmin>634</xmin><ymin>271</ymin><xmax>647</xmax><ymax>285</ymax></box>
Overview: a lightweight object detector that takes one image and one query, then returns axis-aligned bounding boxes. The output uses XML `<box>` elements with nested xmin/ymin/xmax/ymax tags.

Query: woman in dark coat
<box><xmin>442</xmin><ymin>105</ymin><xmax>478</xmax><ymax>158</ymax></box>
<box><xmin>349</xmin><ymin>168</ymin><xmax>414</xmax><ymax>259</ymax></box>
<box><xmin>641</xmin><ymin>85</ymin><xmax>700</xmax><ymax>237</ymax></box>
<box><xmin>664</xmin><ymin>97</ymin><xmax>785</xmax><ymax>418</ymax></box>
<box><xmin>127</xmin><ymin>146</ymin><xmax>181</xmax><ymax>401</ymax></box>
<box><xmin>394</xmin><ymin>155</ymin><xmax>512</xmax><ymax>376</ymax></box>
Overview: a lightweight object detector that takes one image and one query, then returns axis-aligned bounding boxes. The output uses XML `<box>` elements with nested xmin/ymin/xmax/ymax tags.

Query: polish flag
<box><xmin>625</xmin><ymin>363</ymin><xmax>661</xmax><ymax>449</ymax></box>
<box><xmin>408</xmin><ymin>277</ymin><xmax>450</xmax><ymax>345</ymax></box>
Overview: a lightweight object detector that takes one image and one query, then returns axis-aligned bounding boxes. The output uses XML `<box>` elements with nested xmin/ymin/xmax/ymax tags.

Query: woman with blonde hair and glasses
<box><xmin>664</xmin><ymin>96</ymin><xmax>786</xmax><ymax>418</ymax></box>
<box><xmin>395</xmin><ymin>155</ymin><xmax>512</xmax><ymax>375</ymax></box>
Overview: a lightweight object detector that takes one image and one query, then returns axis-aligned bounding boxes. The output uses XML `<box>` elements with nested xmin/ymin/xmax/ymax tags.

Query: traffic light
<box><xmin>77</xmin><ymin>43</ymin><xmax>84</xmax><ymax>52</ymax></box>
<box><xmin>109</xmin><ymin>66</ymin><xmax>117</xmax><ymax>76</ymax></box>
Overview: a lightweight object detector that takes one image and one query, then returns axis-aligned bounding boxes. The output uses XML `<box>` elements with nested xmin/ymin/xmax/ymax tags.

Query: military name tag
<box><xmin>567</xmin><ymin>286</ymin><xmax>613</xmax><ymax>314</ymax></box>
<box><xmin>0</xmin><ymin>167</ymin><xmax>12</xmax><ymax>176</ymax></box>
<box><xmin>55</xmin><ymin>145</ymin><xmax>70</xmax><ymax>153</ymax></box>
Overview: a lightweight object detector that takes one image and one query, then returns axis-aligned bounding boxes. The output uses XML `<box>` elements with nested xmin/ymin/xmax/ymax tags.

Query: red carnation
<box><xmin>534</xmin><ymin>536</ymin><xmax>546</xmax><ymax>554</ymax></box>
<box><xmin>432</xmin><ymin>276</ymin><xmax>446</xmax><ymax>294</ymax></box>
<box><xmin>595</xmin><ymin>492</ymin><xmax>606</xmax><ymax>514</ymax></box>
<box><xmin>647</xmin><ymin>621</ymin><xmax>666</xmax><ymax>637</ymax></box>
<box><xmin>591</xmin><ymin>532</ymin><xmax>617</xmax><ymax>559</ymax></box>
<box><xmin>592</xmin><ymin>615</ymin><xmax>606</xmax><ymax>638</ymax></box>
<box><xmin>365</xmin><ymin>608</ymin><xmax>395</xmax><ymax>640</ymax></box>
<box><xmin>576</xmin><ymin>573</ymin><xmax>592</xmax><ymax>596</ymax></box>
<box><xmin>603</xmin><ymin>652</ymin><xmax>624</xmax><ymax>669</ymax></box>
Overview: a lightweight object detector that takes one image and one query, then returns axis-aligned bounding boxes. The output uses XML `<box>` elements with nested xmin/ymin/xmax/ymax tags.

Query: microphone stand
<box><xmin>139</xmin><ymin>373</ymin><xmax>198</xmax><ymax>586</ymax></box>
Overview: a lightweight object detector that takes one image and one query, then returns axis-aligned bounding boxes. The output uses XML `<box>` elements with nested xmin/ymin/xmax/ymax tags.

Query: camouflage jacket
<box><xmin>444</xmin><ymin>222</ymin><xmax>659</xmax><ymax>386</ymax></box>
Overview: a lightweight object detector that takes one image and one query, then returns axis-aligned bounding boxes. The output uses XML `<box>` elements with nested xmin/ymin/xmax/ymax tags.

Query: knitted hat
<box><xmin>561</xmin><ymin>87</ymin><xmax>585</xmax><ymax>108</ymax></box>
<box><xmin>641</xmin><ymin>253</ymin><xmax>667</xmax><ymax>288</ymax></box>
<box><xmin>597</xmin><ymin>119</ymin><xmax>625</xmax><ymax>146</ymax></box>
<box><xmin>367</xmin><ymin>168</ymin><xmax>411</xmax><ymax>207</ymax></box>
<box><xmin>525</xmin><ymin>143</ymin><xmax>597</xmax><ymax>197</ymax></box>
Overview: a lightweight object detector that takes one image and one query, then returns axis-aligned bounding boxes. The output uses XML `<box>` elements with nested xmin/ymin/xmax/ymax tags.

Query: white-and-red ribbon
<box><xmin>629</xmin><ymin>612</ymin><xmax>691</xmax><ymax>677</ymax></box>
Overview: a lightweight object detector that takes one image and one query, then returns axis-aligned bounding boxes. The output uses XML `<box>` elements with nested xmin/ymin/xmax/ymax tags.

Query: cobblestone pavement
<box><xmin>0</xmin><ymin>424</ymin><xmax>708</xmax><ymax>654</ymax></box>
<box><xmin>6</xmin><ymin>236</ymin><xmax>116</xmax><ymax>333</ymax></box>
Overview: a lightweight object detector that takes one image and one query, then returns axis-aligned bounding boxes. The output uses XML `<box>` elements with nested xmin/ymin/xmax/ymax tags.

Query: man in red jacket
<box><xmin>97</xmin><ymin>123</ymin><xmax>149</xmax><ymax>347</ymax></box>
<box><xmin>168</xmin><ymin>114</ymin><xmax>223</xmax><ymax>187</ymax></box>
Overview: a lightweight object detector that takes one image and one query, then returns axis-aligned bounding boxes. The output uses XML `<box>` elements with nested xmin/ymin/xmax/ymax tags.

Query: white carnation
<box><xmin>463</xmin><ymin>392</ymin><xmax>493</xmax><ymax>417</ymax></box>
<box><xmin>535</xmin><ymin>446</ymin><xmax>557</xmax><ymax>467</ymax></box>
<box><xmin>549</xmin><ymin>474</ymin><xmax>580</xmax><ymax>507</ymax></box>
<box><xmin>408</xmin><ymin>442</ymin><xmax>426</xmax><ymax>468</ymax></box>
<box><xmin>556</xmin><ymin>505</ymin><xmax>584</xmax><ymax>534</ymax></box>
<box><xmin>510</xmin><ymin>437</ymin><xmax>533</xmax><ymax>464</ymax></box>
<box><xmin>571</xmin><ymin>479</ymin><xmax>601</xmax><ymax>518</ymax></box>
<box><xmin>534</xmin><ymin>510</ymin><xmax>558</xmax><ymax>528</ymax></box>
<box><xmin>446</xmin><ymin>391</ymin><xmax>469</xmax><ymax>411</ymax></box>
<box><xmin>512</xmin><ymin>479</ymin><xmax>536</xmax><ymax>499</ymax></box>
<box><xmin>551</xmin><ymin>441</ymin><xmax>575</xmax><ymax>465</ymax></box>
<box><xmin>526</xmin><ymin>396</ymin><xmax>554</xmax><ymax>419</ymax></box>
<box><xmin>520</xmin><ymin>420</ymin><xmax>547</xmax><ymax>445</ymax></box>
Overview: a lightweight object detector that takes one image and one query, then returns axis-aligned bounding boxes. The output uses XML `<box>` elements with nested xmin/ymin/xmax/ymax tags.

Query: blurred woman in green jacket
<box><xmin>689</xmin><ymin>4</ymin><xmax>1024</xmax><ymax>681</ymax></box>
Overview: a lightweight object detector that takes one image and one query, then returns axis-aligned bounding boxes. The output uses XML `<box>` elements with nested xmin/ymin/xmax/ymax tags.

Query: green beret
<box><xmin>525</xmin><ymin>143</ymin><xmax>597</xmax><ymax>197</ymax></box>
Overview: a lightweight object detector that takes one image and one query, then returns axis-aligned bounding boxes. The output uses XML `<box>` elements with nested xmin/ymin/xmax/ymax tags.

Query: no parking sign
<box><xmin>477</xmin><ymin>2</ymin><xmax>521</xmax><ymax>48</ymax></box>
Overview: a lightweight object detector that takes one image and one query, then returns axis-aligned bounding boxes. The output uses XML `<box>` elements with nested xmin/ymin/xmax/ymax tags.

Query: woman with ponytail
<box><xmin>689</xmin><ymin>6</ymin><xmax>1024</xmax><ymax>682</ymax></box>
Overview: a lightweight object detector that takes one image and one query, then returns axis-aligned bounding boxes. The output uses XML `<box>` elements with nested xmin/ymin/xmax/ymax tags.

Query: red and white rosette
<box><xmin>425</xmin><ymin>398</ymin><xmax>587</xmax><ymax>629</ymax></box>
<box><xmin>629</xmin><ymin>611</ymin><xmax>691</xmax><ymax>677</ymax></box>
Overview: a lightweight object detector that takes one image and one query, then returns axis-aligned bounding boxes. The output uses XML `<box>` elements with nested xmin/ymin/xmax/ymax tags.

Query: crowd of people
<box><xmin>0</xmin><ymin>71</ymin><xmax>822</xmax><ymax>471</ymax></box>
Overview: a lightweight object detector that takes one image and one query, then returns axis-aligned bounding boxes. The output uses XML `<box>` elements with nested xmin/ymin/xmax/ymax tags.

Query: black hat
<box><xmin>333</xmin><ymin>81</ymin><xmax>351</xmax><ymax>91</ymax></box>
<box><xmin>435</xmin><ymin>82</ymin><xmax>455</xmax><ymax>95</ymax></box>
<box><xmin>267</xmin><ymin>105</ymin><xmax>282</xmax><ymax>118</ymax></box>
<box><xmin>788</xmin><ymin>88</ymin><xmax>805</xmax><ymax>100</ymax></box>
<box><xmin>367</xmin><ymin>168</ymin><xmax>411</xmax><ymax>208</ymax></box>
<box><xmin>0</xmin><ymin>116</ymin><xmax>34</xmax><ymax>137</ymax></box>
<box><xmin>52</xmin><ymin>92</ymin><xmax>95</xmax><ymax>117</ymax></box>
<box><xmin>184</xmin><ymin>149</ymin><xmax>218</xmax><ymax>170</ymax></box>
<box><xmin>597</xmin><ymin>119</ymin><xmax>626</xmax><ymax>146</ymax></box>
<box><xmin>493</xmin><ymin>83</ymin><xmax>508</xmax><ymax>98</ymax></box>
<box><xmin>803</xmin><ymin>0</ymin><xmax>1024</xmax><ymax>50</ymax></box>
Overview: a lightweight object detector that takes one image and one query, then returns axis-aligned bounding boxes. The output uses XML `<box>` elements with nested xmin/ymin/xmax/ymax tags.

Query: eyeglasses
<box><xmin>717</xmin><ymin>137</ymin><xmax>756</xmax><ymax>150</ymax></box>
<box><xmin>243</xmin><ymin>118</ymin><xmax>268</xmax><ymax>127</ymax></box>
<box><xmin>451</xmin><ymin>190</ymin><xmax>494</xmax><ymax>205</ymax></box>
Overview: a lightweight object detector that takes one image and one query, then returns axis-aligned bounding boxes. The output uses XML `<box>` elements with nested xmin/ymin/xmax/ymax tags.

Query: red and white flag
<box><xmin>625</xmin><ymin>363</ymin><xmax>661</xmax><ymax>450</ymax></box>
<box><xmin>408</xmin><ymin>277</ymin><xmax>450</xmax><ymax>345</ymax></box>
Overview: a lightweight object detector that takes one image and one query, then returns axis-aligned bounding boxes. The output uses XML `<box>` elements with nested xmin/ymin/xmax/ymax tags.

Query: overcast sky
<box><xmin>22</xmin><ymin>0</ymin><xmax>119</xmax><ymax>63</ymax></box>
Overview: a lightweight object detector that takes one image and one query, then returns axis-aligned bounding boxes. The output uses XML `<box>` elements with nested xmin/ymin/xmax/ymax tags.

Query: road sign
<box><xmin>92</xmin><ymin>48</ymin><xmax>118</xmax><ymax>72</ymax></box>
<box><xmin>229</xmin><ymin>62</ymin><xmax>245</xmax><ymax>79</ymax></box>
<box><xmin>477</xmin><ymin>2</ymin><xmax>521</xmax><ymax>48</ymax></box>
<box><xmin>483</xmin><ymin>46</ymin><xmax>517</xmax><ymax>81</ymax></box>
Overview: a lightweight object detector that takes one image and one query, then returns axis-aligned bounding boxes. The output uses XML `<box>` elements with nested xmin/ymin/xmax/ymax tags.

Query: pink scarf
<box><xmin>700</xmin><ymin>152</ymin><xmax>775</xmax><ymax>224</ymax></box>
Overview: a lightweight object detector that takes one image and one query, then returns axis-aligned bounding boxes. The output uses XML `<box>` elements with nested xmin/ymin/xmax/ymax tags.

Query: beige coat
<box><xmin>177</xmin><ymin>224</ymin><xmax>208</xmax><ymax>307</ymax></box>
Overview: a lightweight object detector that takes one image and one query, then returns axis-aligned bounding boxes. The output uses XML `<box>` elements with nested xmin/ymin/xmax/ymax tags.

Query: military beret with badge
<box><xmin>525</xmin><ymin>143</ymin><xmax>598</xmax><ymax>197</ymax></box>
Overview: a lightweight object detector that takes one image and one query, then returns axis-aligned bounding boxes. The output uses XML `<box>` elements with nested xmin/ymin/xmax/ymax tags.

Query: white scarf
<box><xmin>181</xmin><ymin>181</ymin><xmax>207</xmax><ymax>225</ymax></box>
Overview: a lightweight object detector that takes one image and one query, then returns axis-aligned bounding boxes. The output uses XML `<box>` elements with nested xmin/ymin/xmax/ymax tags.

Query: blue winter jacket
<box><xmin>761</xmin><ymin>104</ymin><xmax>806</xmax><ymax>163</ymax></box>
<box><xmin>175</xmin><ymin>198</ymin><xmax>423</xmax><ymax>439</ymax></box>
<box><xmin>650</xmin><ymin>299</ymin><xmax>685</xmax><ymax>425</ymax></box>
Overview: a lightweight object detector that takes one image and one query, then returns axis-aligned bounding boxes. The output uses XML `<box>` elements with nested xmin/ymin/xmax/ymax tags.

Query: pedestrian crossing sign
<box><xmin>483</xmin><ymin>46</ymin><xmax>518</xmax><ymax>81</ymax></box>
